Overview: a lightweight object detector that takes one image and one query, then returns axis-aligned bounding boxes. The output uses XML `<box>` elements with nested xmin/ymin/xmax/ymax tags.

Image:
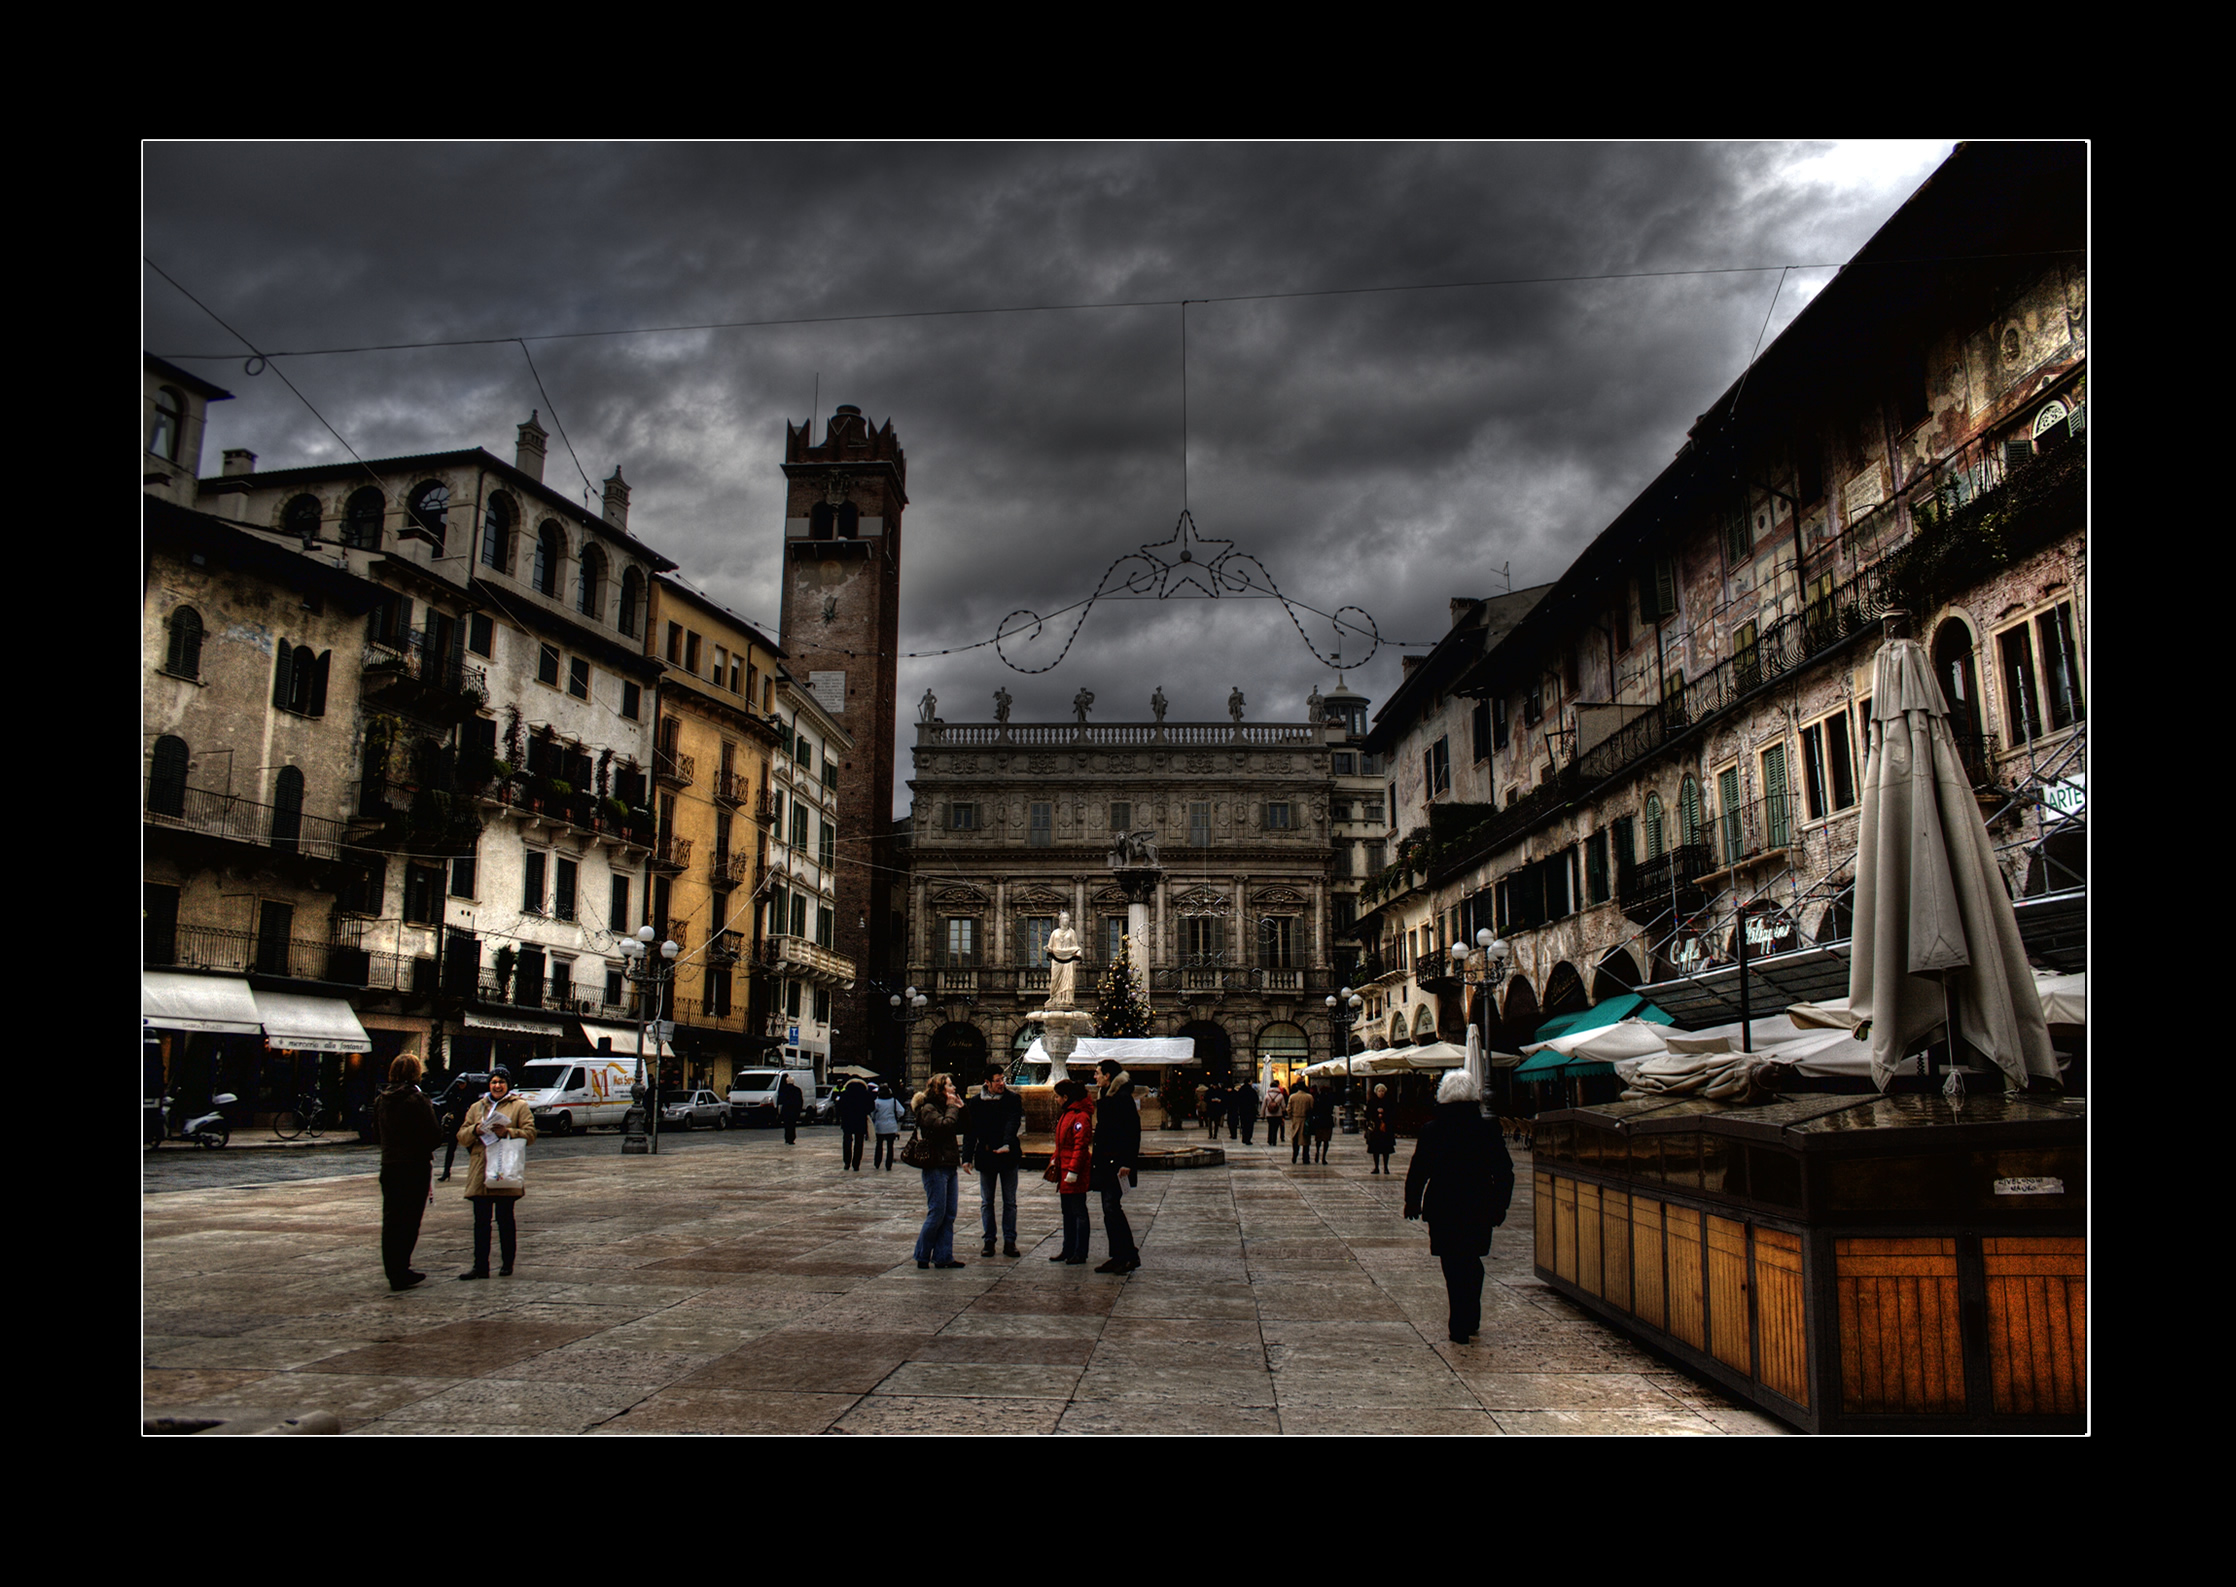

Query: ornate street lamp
<box><xmin>617</xmin><ymin>925</ymin><xmax>680</xmax><ymax>1154</ymax></box>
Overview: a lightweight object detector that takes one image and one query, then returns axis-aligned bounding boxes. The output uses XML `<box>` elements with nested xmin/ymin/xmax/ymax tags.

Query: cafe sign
<box><xmin>2040</xmin><ymin>774</ymin><xmax>2085</xmax><ymax>819</ymax></box>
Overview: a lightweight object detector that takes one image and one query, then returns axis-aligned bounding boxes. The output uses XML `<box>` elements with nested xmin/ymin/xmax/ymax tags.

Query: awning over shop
<box><xmin>143</xmin><ymin>971</ymin><xmax>263</xmax><ymax>1035</ymax></box>
<box><xmin>465</xmin><ymin>1008</ymin><xmax>572</xmax><ymax>1037</ymax></box>
<box><xmin>251</xmin><ymin>990</ymin><xmax>371</xmax><ymax>1054</ymax></box>
<box><xmin>1632</xmin><ymin>945</ymin><xmax>1853</xmax><ymax>1027</ymax></box>
<box><xmin>1514</xmin><ymin>1048</ymin><xmax>1616</xmax><ymax>1081</ymax></box>
<box><xmin>1529</xmin><ymin>994</ymin><xmax>1673</xmax><ymax>1045</ymax></box>
<box><xmin>574</xmin><ymin>1018</ymin><xmax>675</xmax><ymax>1059</ymax></box>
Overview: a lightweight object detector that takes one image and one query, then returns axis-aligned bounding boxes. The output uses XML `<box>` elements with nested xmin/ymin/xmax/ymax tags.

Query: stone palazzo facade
<box><xmin>897</xmin><ymin>712</ymin><xmax>1350</xmax><ymax>1089</ymax></box>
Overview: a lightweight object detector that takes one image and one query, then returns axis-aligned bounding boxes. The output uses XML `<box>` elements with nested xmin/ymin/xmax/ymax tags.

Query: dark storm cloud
<box><xmin>143</xmin><ymin>141</ymin><xmax>1952</xmax><ymax>789</ymax></box>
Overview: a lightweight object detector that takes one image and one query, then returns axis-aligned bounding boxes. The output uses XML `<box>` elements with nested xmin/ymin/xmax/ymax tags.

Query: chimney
<box><xmin>515</xmin><ymin>411</ymin><xmax>549</xmax><ymax>482</ymax></box>
<box><xmin>602</xmin><ymin>466</ymin><xmax>630</xmax><ymax>530</ymax></box>
<box><xmin>1401</xmin><ymin>656</ymin><xmax>1423</xmax><ymax>679</ymax></box>
<box><xmin>222</xmin><ymin>448</ymin><xmax>257</xmax><ymax>476</ymax></box>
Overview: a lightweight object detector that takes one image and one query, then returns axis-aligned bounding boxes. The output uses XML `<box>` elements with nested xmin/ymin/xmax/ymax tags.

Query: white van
<box><xmin>728</xmin><ymin>1063</ymin><xmax>816</xmax><ymax>1127</ymax></box>
<box><xmin>513</xmin><ymin>1056</ymin><xmax>642</xmax><ymax>1135</ymax></box>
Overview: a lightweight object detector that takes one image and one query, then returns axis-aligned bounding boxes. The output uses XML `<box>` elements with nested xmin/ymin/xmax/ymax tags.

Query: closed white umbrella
<box><xmin>1848</xmin><ymin>634</ymin><xmax>2057</xmax><ymax>1092</ymax></box>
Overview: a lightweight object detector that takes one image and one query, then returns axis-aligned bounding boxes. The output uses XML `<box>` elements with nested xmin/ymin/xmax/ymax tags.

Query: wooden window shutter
<box><xmin>311</xmin><ymin>651</ymin><xmax>331</xmax><ymax>716</ymax></box>
<box><xmin>273</xmin><ymin>638</ymin><xmax>293</xmax><ymax>708</ymax></box>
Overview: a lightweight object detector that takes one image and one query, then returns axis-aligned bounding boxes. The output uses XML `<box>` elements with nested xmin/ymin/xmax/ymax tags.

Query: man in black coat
<box><xmin>1404</xmin><ymin>1068</ymin><xmax>1516</xmax><ymax>1344</ymax></box>
<box><xmin>777</xmin><ymin>1074</ymin><xmax>804</xmax><ymax>1144</ymax></box>
<box><xmin>374</xmin><ymin>1054</ymin><xmax>444</xmax><ymax>1292</ymax></box>
<box><xmin>837</xmin><ymin>1077</ymin><xmax>874</xmax><ymax>1170</ymax></box>
<box><xmin>1231</xmin><ymin>1077</ymin><xmax>1259</xmax><ymax>1146</ymax></box>
<box><xmin>1091</xmin><ymin>1060</ymin><xmax>1142</xmax><ymax>1273</ymax></box>
<box><xmin>962</xmin><ymin>1064</ymin><xmax>1025</xmax><ymax>1257</ymax></box>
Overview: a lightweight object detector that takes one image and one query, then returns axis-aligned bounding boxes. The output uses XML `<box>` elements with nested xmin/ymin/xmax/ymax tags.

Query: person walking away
<box><xmin>964</xmin><ymin>1063</ymin><xmax>1025</xmax><ymax>1257</ymax></box>
<box><xmin>1265</xmin><ymin>1082</ymin><xmax>1286</xmax><ymax>1148</ymax></box>
<box><xmin>1232</xmin><ymin>1077</ymin><xmax>1259</xmax><ymax>1146</ymax></box>
<box><xmin>1364</xmin><ymin>1082</ymin><xmax>1398</xmax><ymax>1174</ymax></box>
<box><xmin>1048</xmin><ymin>1080</ymin><xmax>1096</xmax><ymax>1264</ymax></box>
<box><xmin>1091</xmin><ymin>1060</ymin><xmax>1142</xmax><ymax>1273</ymax></box>
<box><xmin>872</xmin><ymin>1083</ymin><xmax>904</xmax><ymax>1169</ymax></box>
<box><xmin>457</xmin><ymin>1066</ymin><xmax>537</xmax><ymax>1279</ymax></box>
<box><xmin>912</xmin><ymin>1073</ymin><xmax>968</xmax><ymax>1269</ymax></box>
<box><xmin>1288</xmin><ymin>1081</ymin><xmax>1314</xmax><ymax>1163</ymax></box>
<box><xmin>1403</xmin><ymin>1069</ymin><xmax>1515</xmax><ymax>1344</ymax></box>
<box><xmin>778</xmin><ymin>1073</ymin><xmax>805</xmax><ymax>1145</ymax></box>
<box><xmin>838</xmin><ymin>1076</ymin><xmax>874</xmax><ymax>1170</ymax></box>
<box><xmin>1311</xmin><ymin>1084</ymin><xmax>1336</xmax><ymax>1164</ymax></box>
<box><xmin>375</xmin><ymin>1054</ymin><xmax>442</xmax><ymax>1291</ymax></box>
<box><xmin>435</xmin><ymin>1070</ymin><xmax>480</xmax><ymax>1181</ymax></box>
<box><xmin>1195</xmin><ymin>1080</ymin><xmax>1211</xmax><ymax>1137</ymax></box>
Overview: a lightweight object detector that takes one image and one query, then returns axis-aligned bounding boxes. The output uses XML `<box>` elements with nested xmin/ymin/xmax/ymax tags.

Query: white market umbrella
<box><xmin>1465</xmin><ymin>1024</ymin><xmax>1484</xmax><ymax>1094</ymax></box>
<box><xmin>1848</xmin><ymin>635</ymin><xmax>2057</xmax><ymax>1092</ymax></box>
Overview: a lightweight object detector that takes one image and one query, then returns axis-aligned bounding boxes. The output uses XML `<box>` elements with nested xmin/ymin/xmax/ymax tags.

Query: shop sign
<box><xmin>2040</xmin><ymin>775</ymin><xmax>2085</xmax><ymax>819</ymax></box>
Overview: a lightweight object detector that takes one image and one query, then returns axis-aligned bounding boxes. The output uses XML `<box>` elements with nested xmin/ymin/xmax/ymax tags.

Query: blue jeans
<box><xmin>1060</xmin><ymin>1193</ymin><xmax>1091</xmax><ymax>1260</ymax></box>
<box><xmin>915</xmin><ymin>1168</ymin><xmax>958</xmax><ymax>1263</ymax></box>
<box><xmin>978</xmin><ymin>1159</ymin><xmax>1019</xmax><ymax>1245</ymax></box>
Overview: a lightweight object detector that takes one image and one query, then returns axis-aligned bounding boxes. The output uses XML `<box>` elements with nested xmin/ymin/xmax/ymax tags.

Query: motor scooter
<box><xmin>148</xmin><ymin>1089</ymin><xmax>237</xmax><ymax>1149</ymax></box>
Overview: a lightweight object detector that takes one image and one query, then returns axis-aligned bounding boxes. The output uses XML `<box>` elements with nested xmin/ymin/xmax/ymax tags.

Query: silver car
<box><xmin>659</xmin><ymin>1089</ymin><xmax>729</xmax><ymax>1130</ymax></box>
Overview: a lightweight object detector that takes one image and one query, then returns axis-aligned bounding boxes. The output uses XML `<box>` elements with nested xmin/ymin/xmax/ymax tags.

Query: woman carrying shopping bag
<box><xmin>458</xmin><ymin>1066</ymin><xmax>537</xmax><ymax>1279</ymax></box>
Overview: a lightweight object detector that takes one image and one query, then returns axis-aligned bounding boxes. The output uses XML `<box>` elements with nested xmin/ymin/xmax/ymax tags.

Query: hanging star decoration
<box><xmin>990</xmin><ymin>509</ymin><xmax>1382</xmax><ymax>675</ymax></box>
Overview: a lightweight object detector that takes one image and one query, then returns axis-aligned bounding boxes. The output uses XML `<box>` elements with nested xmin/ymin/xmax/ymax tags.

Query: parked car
<box><xmin>659</xmin><ymin>1088</ymin><xmax>729</xmax><ymax>1130</ymax></box>
<box><xmin>812</xmin><ymin>1084</ymin><xmax>839</xmax><ymax>1124</ymax></box>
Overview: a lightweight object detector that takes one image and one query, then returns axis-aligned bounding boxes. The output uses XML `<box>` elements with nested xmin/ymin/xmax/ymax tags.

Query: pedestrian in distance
<box><xmin>374</xmin><ymin>1053</ymin><xmax>442</xmax><ymax>1292</ymax></box>
<box><xmin>871</xmin><ymin>1083</ymin><xmax>904</xmax><ymax>1169</ymax></box>
<box><xmin>1048</xmin><ymin>1079</ymin><xmax>1096</xmax><ymax>1264</ymax></box>
<box><xmin>434</xmin><ymin>1070</ymin><xmax>480</xmax><ymax>1181</ymax></box>
<box><xmin>838</xmin><ymin>1076</ymin><xmax>874</xmax><ymax>1170</ymax></box>
<box><xmin>911</xmin><ymin>1073</ymin><xmax>968</xmax><ymax>1269</ymax></box>
<box><xmin>1403</xmin><ymin>1068</ymin><xmax>1516</xmax><ymax>1345</ymax></box>
<box><xmin>778</xmin><ymin>1073</ymin><xmax>805</xmax><ymax>1145</ymax></box>
<box><xmin>1363</xmin><ymin>1082</ymin><xmax>1398</xmax><ymax>1174</ymax></box>
<box><xmin>457</xmin><ymin>1066</ymin><xmax>537</xmax><ymax>1280</ymax></box>
<box><xmin>1311</xmin><ymin>1085</ymin><xmax>1336</xmax><ymax>1164</ymax></box>
<box><xmin>1232</xmin><ymin>1076</ymin><xmax>1259</xmax><ymax>1146</ymax></box>
<box><xmin>1287</xmin><ymin>1081</ymin><xmax>1314</xmax><ymax>1163</ymax></box>
<box><xmin>964</xmin><ymin>1063</ymin><xmax>1025</xmax><ymax>1257</ymax></box>
<box><xmin>1264</xmin><ymin>1082</ymin><xmax>1286</xmax><ymax>1147</ymax></box>
<box><xmin>1091</xmin><ymin>1059</ymin><xmax>1142</xmax><ymax>1273</ymax></box>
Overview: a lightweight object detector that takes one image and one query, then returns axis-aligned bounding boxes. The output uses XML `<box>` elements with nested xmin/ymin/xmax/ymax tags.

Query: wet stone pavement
<box><xmin>143</xmin><ymin>1127</ymin><xmax>1789</xmax><ymax>1435</ymax></box>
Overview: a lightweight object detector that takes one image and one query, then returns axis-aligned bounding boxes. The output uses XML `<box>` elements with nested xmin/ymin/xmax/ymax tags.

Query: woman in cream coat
<box><xmin>458</xmin><ymin>1067</ymin><xmax>537</xmax><ymax>1279</ymax></box>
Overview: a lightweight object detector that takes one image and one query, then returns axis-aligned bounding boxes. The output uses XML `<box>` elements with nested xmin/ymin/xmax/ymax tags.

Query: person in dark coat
<box><xmin>374</xmin><ymin>1054</ymin><xmax>443</xmax><ymax>1291</ymax></box>
<box><xmin>1091</xmin><ymin>1060</ymin><xmax>1142</xmax><ymax>1273</ymax></box>
<box><xmin>1310</xmin><ymin>1085</ymin><xmax>1336</xmax><ymax>1163</ymax></box>
<box><xmin>777</xmin><ymin>1074</ymin><xmax>805</xmax><ymax>1144</ymax></box>
<box><xmin>434</xmin><ymin>1071</ymin><xmax>481</xmax><ymax>1181</ymax></box>
<box><xmin>962</xmin><ymin>1064</ymin><xmax>1025</xmax><ymax>1257</ymax></box>
<box><xmin>1363</xmin><ymin>1082</ymin><xmax>1398</xmax><ymax>1174</ymax></box>
<box><xmin>837</xmin><ymin>1077</ymin><xmax>874</xmax><ymax>1170</ymax></box>
<box><xmin>1231</xmin><ymin>1077</ymin><xmax>1259</xmax><ymax>1145</ymax></box>
<box><xmin>1403</xmin><ymin>1068</ymin><xmax>1516</xmax><ymax>1344</ymax></box>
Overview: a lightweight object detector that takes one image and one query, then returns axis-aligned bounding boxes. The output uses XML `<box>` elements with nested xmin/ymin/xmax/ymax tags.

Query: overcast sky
<box><xmin>144</xmin><ymin>140</ymin><xmax>1955</xmax><ymax>800</ymax></box>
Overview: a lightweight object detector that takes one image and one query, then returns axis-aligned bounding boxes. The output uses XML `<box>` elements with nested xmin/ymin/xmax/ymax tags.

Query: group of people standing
<box><xmin>903</xmin><ymin>1061</ymin><xmax>1141</xmax><ymax>1273</ymax></box>
<box><xmin>1195</xmin><ymin>1076</ymin><xmax>1264</xmax><ymax>1143</ymax></box>
<box><xmin>373</xmin><ymin>1056</ymin><xmax>538</xmax><ymax>1292</ymax></box>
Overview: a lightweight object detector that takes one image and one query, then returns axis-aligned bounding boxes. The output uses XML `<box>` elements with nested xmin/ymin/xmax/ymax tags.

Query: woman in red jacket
<box><xmin>1048</xmin><ymin>1079</ymin><xmax>1096</xmax><ymax>1265</ymax></box>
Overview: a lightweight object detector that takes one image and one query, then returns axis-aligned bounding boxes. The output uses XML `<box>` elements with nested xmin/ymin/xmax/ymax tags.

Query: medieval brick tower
<box><xmin>776</xmin><ymin>405</ymin><xmax>906</xmax><ymax>1077</ymax></box>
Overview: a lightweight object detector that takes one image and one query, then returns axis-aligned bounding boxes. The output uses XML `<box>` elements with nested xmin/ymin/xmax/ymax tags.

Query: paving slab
<box><xmin>144</xmin><ymin>1135</ymin><xmax>1774</xmax><ymax>1437</ymax></box>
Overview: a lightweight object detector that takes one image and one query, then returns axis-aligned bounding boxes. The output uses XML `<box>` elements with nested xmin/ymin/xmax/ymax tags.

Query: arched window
<box><xmin>282</xmin><ymin>494</ymin><xmax>322</xmax><ymax>543</ymax></box>
<box><xmin>273</xmin><ymin>640</ymin><xmax>329</xmax><ymax>717</ymax></box>
<box><xmin>1678</xmin><ymin>775</ymin><xmax>1705</xmax><ymax>850</ymax></box>
<box><xmin>163</xmin><ymin>606</ymin><xmax>203</xmax><ymax>678</ymax></box>
<box><xmin>407</xmin><ymin>482</ymin><xmax>451</xmax><ymax>553</ymax></box>
<box><xmin>1643</xmin><ymin>792</ymin><xmax>1665</xmax><ymax>858</ymax></box>
<box><xmin>534</xmin><ymin>521</ymin><xmax>565</xmax><ymax>597</ymax></box>
<box><xmin>148</xmin><ymin>736</ymin><xmax>189</xmax><ymax>817</ymax></box>
<box><xmin>1257</xmin><ymin>1022</ymin><xmax>1309</xmax><ymax>1068</ymax></box>
<box><xmin>271</xmin><ymin>765</ymin><xmax>305</xmax><ymax>853</ymax></box>
<box><xmin>343</xmin><ymin>487</ymin><xmax>384</xmax><ymax>550</ymax></box>
<box><xmin>149</xmin><ymin>386</ymin><xmax>184</xmax><ymax>461</ymax></box>
<box><xmin>481</xmin><ymin>492</ymin><xmax>515</xmax><ymax>572</ymax></box>
<box><xmin>617</xmin><ymin>567</ymin><xmax>643</xmax><ymax>638</ymax></box>
<box><xmin>577</xmin><ymin>545</ymin><xmax>606</xmax><ymax>619</ymax></box>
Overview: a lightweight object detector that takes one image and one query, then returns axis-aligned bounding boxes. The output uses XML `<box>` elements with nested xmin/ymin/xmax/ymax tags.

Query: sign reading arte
<box><xmin>2040</xmin><ymin>774</ymin><xmax>2085</xmax><ymax>819</ymax></box>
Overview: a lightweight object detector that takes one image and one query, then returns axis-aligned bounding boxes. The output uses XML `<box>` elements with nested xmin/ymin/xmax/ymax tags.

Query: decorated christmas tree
<box><xmin>1096</xmin><ymin>936</ymin><xmax>1153</xmax><ymax>1039</ymax></box>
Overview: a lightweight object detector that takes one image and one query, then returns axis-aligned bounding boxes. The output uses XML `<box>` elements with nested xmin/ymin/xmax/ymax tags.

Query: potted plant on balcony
<box><xmin>599</xmin><ymin>796</ymin><xmax>629</xmax><ymax>831</ymax></box>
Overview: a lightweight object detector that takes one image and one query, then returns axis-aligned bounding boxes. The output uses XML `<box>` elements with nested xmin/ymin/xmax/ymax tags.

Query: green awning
<box><xmin>1528</xmin><ymin>995</ymin><xmax>1673</xmax><ymax>1046</ymax></box>
<box><xmin>1514</xmin><ymin>1048</ymin><xmax>1619</xmax><ymax>1081</ymax></box>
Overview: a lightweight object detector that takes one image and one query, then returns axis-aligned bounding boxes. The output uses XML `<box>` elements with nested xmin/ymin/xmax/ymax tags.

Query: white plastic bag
<box><xmin>485</xmin><ymin>1135</ymin><xmax>526</xmax><ymax>1190</ymax></box>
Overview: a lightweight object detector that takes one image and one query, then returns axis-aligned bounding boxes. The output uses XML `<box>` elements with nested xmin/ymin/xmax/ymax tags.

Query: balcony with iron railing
<box><xmin>654</xmin><ymin>748</ymin><xmax>695</xmax><ymax>789</ymax></box>
<box><xmin>145</xmin><ymin>783</ymin><xmax>352</xmax><ymax>864</ymax></box>
<box><xmin>918</xmin><ymin>720</ymin><xmax>1323</xmax><ymax>748</ymax></box>
<box><xmin>714</xmin><ymin>769</ymin><xmax>750</xmax><ymax>808</ymax></box>
<box><xmin>361</xmin><ymin>631</ymin><xmax>488</xmax><ymax>721</ymax></box>
<box><xmin>712</xmin><ymin>849</ymin><xmax>753</xmax><ymax>887</ymax></box>
<box><xmin>146</xmin><ymin>921</ymin><xmax>372</xmax><ymax>983</ymax></box>
<box><xmin>1617</xmin><ymin>843</ymin><xmax>1716</xmax><ymax>920</ymax></box>
<box><xmin>650</xmin><ymin>833</ymin><xmax>693</xmax><ymax>873</ymax></box>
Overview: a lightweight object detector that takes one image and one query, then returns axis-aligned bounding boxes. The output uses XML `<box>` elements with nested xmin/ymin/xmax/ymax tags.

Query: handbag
<box><xmin>485</xmin><ymin>1134</ymin><xmax>527</xmax><ymax>1190</ymax></box>
<box><xmin>899</xmin><ymin>1129</ymin><xmax>931</xmax><ymax>1169</ymax></box>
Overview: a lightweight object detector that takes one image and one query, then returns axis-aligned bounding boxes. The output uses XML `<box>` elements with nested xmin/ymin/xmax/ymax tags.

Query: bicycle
<box><xmin>271</xmin><ymin>1094</ymin><xmax>333</xmax><ymax>1140</ymax></box>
